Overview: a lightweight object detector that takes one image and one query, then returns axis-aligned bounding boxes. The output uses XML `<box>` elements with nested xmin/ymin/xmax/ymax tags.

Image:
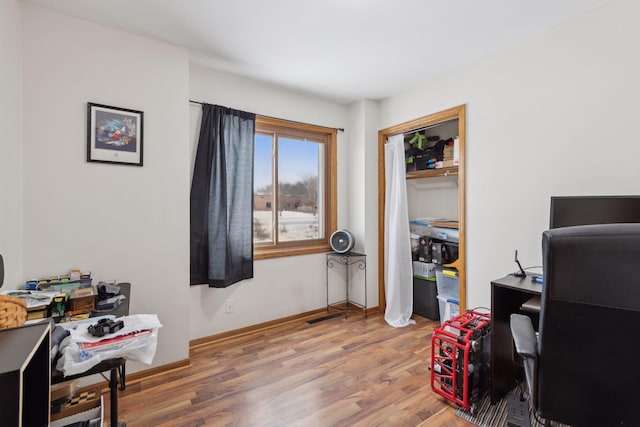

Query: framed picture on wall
<box><xmin>87</xmin><ymin>102</ymin><xmax>144</xmax><ymax>166</ymax></box>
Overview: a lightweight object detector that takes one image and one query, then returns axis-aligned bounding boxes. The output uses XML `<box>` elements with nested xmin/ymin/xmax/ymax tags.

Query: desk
<box><xmin>0</xmin><ymin>322</ymin><xmax>51</xmax><ymax>426</ymax></box>
<box><xmin>490</xmin><ymin>274</ymin><xmax>541</xmax><ymax>404</ymax></box>
<box><xmin>52</xmin><ymin>282</ymin><xmax>130</xmax><ymax>427</ymax></box>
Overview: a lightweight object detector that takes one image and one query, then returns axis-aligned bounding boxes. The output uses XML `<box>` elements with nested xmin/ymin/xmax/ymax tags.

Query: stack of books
<box><xmin>441</xmin><ymin>140</ymin><xmax>455</xmax><ymax>168</ymax></box>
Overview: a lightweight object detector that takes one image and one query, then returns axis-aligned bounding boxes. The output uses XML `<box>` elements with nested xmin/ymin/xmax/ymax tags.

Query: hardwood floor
<box><xmin>110</xmin><ymin>313</ymin><xmax>474</xmax><ymax>427</ymax></box>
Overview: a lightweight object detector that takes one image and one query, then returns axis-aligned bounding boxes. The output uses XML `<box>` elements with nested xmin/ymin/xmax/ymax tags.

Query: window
<box><xmin>253</xmin><ymin>116</ymin><xmax>337</xmax><ymax>259</ymax></box>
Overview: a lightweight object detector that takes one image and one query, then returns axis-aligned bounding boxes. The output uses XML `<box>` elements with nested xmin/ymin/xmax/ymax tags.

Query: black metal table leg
<box><xmin>119</xmin><ymin>363</ymin><xmax>126</xmax><ymax>391</ymax></box>
<box><xmin>110</xmin><ymin>367</ymin><xmax>118</xmax><ymax>427</ymax></box>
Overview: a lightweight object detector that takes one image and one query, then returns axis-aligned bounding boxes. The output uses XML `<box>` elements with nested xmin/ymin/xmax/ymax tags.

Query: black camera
<box><xmin>88</xmin><ymin>318</ymin><xmax>124</xmax><ymax>337</ymax></box>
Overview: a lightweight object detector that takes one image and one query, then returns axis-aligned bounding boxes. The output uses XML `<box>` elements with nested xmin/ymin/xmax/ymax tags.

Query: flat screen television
<box><xmin>550</xmin><ymin>195</ymin><xmax>640</xmax><ymax>228</ymax></box>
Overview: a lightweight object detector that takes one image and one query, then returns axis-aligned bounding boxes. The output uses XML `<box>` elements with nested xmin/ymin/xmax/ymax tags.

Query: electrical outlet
<box><xmin>225</xmin><ymin>299</ymin><xmax>234</xmax><ymax>313</ymax></box>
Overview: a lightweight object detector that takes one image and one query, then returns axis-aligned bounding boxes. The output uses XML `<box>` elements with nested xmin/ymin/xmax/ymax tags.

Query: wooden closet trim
<box><xmin>377</xmin><ymin>104</ymin><xmax>466</xmax><ymax>313</ymax></box>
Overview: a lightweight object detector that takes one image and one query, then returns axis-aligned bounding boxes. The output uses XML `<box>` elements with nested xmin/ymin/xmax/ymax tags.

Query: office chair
<box><xmin>510</xmin><ymin>223</ymin><xmax>640</xmax><ymax>426</ymax></box>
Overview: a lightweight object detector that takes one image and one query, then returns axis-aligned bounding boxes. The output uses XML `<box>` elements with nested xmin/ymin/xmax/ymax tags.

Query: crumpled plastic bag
<box><xmin>56</xmin><ymin>313</ymin><xmax>162</xmax><ymax>376</ymax></box>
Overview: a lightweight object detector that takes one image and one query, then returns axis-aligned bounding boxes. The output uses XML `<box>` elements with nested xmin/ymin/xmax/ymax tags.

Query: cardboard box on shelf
<box><xmin>413</xmin><ymin>261</ymin><xmax>436</xmax><ymax>279</ymax></box>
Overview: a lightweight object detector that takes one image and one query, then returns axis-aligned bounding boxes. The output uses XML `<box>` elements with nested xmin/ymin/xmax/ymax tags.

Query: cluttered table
<box><xmin>2</xmin><ymin>279</ymin><xmax>132</xmax><ymax>427</ymax></box>
<box><xmin>51</xmin><ymin>282</ymin><xmax>131</xmax><ymax>427</ymax></box>
<box><xmin>2</xmin><ymin>274</ymin><xmax>161</xmax><ymax>427</ymax></box>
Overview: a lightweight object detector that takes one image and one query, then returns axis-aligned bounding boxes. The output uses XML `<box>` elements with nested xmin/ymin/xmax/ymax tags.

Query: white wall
<box><xmin>346</xmin><ymin>100</ymin><xmax>380</xmax><ymax>308</ymax></box>
<box><xmin>347</xmin><ymin>102</ymin><xmax>366</xmax><ymax>250</ymax></box>
<box><xmin>379</xmin><ymin>0</ymin><xmax>640</xmax><ymax>309</ymax></box>
<box><xmin>0</xmin><ymin>0</ymin><xmax>24</xmax><ymax>288</ymax></box>
<box><xmin>188</xmin><ymin>65</ymin><xmax>349</xmax><ymax>340</ymax></box>
<box><xmin>21</xmin><ymin>5</ymin><xmax>191</xmax><ymax>368</ymax></box>
<box><xmin>361</xmin><ymin>100</ymin><xmax>380</xmax><ymax>309</ymax></box>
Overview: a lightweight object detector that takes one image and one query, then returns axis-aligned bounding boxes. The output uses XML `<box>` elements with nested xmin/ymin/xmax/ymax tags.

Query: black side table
<box><xmin>326</xmin><ymin>252</ymin><xmax>367</xmax><ymax>318</ymax></box>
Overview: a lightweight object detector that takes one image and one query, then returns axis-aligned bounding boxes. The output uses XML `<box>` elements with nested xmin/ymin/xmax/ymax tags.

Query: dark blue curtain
<box><xmin>190</xmin><ymin>104</ymin><xmax>255</xmax><ymax>287</ymax></box>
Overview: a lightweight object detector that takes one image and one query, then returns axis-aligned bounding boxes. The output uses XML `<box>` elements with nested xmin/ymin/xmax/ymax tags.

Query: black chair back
<box><xmin>537</xmin><ymin>223</ymin><xmax>640</xmax><ymax>425</ymax></box>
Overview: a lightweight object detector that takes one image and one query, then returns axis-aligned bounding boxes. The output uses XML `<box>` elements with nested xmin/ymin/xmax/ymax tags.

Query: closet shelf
<box><xmin>406</xmin><ymin>166</ymin><xmax>458</xmax><ymax>180</ymax></box>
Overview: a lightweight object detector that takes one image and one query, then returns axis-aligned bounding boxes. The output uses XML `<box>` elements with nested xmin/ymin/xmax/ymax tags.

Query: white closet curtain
<box><xmin>384</xmin><ymin>134</ymin><xmax>415</xmax><ymax>328</ymax></box>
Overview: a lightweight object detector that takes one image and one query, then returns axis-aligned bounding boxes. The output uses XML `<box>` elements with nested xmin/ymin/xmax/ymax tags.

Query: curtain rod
<box><xmin>189</xmin><ymin>100</ymin><xmax>344</xmax><ymax>132</ymax></box>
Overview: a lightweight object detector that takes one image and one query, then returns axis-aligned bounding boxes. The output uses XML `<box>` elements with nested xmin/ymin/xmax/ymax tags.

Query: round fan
<box><xmin>330</xmin><ymin>230</ymin><xmax>355</xmax><ymax>254</ymax></box>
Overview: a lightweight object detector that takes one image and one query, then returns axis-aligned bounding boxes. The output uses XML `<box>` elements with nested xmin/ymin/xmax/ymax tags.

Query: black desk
<box><xmin>0</xmin><ymin>322</ymin><xmax>51</xmax><ymax>427</ymax></box>
<box><xmin>490</xmin><ymin>274</ymin><xmax>541</xmax><ymax>404</ymax></box>
<box><xmin>51</xmin><ymin>282</ymin><xmax>131</xmax><ymax>427</ymax></box>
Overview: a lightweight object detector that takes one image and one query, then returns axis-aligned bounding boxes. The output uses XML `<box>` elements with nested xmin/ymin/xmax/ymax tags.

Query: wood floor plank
<box><xmin>107</xmin><ymin>313</ymin><xmax>475</xmax><ymax>426</ymax></box>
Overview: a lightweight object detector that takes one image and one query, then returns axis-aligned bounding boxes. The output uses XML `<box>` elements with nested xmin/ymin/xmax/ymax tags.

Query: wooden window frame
<box><xmin>254</xmin><ymin>116</ymin><xmax>337</xmax><ymax>260</ymax></box>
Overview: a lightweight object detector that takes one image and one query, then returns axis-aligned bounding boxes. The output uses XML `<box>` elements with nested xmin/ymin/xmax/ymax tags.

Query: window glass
<box><xmin>254</xmin><ymin>133</ymin><xmax>274</xmax><ymax>243</ymax></box>
<box><xmin>253</xmin><ymin>117</ymin><xmax>336</xmax><ymax>259</ymax></box>
<box><xmin>277</xmin><ymin>137</ymin><xmax>323</xmax><ymax>242</ymax></box>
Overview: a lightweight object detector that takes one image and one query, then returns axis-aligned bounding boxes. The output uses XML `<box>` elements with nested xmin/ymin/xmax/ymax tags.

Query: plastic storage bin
<box><xmin>437</xmin><ymin>295</ymin><xmax>460</xmax><ymax>323</ymax></box>
<box><xmin>435</xmin><ymin>267</ymin><xmax>459</xmax><ymax>300</ymax></box>
<box><xmin>409</xmin><ymin>220</ymin><xmax>459</xmax><ymax>243</ymax></box>
<box><xmin>413</xmin><ymin>277</ymin><xmax>440</xmax><ymax>320</ymax></box>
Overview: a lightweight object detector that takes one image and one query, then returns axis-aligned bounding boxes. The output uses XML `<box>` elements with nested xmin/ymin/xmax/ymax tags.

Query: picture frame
<box><xmin>87</xmin><ymin>102</ymin><xmax>144</xmax><ymax>166</ymax></box>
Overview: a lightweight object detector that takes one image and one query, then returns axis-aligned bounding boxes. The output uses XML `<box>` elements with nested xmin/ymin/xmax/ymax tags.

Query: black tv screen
<box><xmin>550</xmin><ymin>195</ymin><xmax>640</xmax><ymax>228</ymax></box>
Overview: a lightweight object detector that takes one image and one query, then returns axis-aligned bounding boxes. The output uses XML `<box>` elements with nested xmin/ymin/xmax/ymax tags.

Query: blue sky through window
<box><xmin>254</xmin><ymin>134</ymin><xmax>320</xmax><ymax>192</ymax></box>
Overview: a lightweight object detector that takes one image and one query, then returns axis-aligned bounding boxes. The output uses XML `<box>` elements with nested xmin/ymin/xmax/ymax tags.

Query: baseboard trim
<box><xmin>190</xmin><ymin>306</ymin><xmax>379</xmax><ymax>349</ymax></box>
<box><xmin>189</xmin><ymin>308</ymin><xmax>327</xmax><ymax>349</ymax></box>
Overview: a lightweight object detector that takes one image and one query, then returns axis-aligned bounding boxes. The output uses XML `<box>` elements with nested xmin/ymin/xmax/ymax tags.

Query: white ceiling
<box><xmin>23</xmin><ymin>0</ymin><xmax>613</xmax><ymax>104</ymax></box>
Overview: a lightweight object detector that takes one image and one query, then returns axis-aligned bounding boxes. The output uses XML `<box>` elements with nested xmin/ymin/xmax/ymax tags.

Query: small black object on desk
<box><xmin>511</xmin><ymin>250</ymin><xmax>527</xmax><ymax>278</ymax></box>
<box><xmin>88</xmin><ymin>318</ymin><xmax>125</xmax><ymax>337</ymax></box>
